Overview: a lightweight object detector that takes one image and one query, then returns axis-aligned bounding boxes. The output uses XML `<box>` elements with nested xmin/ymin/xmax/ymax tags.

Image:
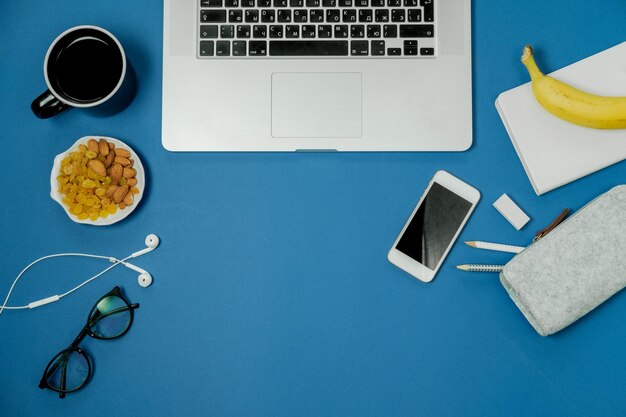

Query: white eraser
<box><xmin>493</xmin><ymin>194</ymin><xmax>530</xmax><ymax>230</ymax></box>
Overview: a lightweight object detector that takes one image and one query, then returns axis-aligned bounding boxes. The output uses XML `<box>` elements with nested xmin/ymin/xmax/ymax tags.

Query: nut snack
<box><xmin>56</xmin><ymin>138</ymin><xmax>140</xmax><ymax>221</ymax></box>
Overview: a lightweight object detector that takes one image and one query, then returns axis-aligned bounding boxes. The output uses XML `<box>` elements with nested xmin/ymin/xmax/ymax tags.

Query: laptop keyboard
<box><xmin>198</xmin><ymin>0</ymin><xmax>435</xmax><ymax>57</ymax></box>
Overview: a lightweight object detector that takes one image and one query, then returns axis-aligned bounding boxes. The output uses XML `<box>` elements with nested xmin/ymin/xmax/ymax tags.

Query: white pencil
<box><xmin>465</xmin><ymin>241</ymin><xmax>525</xmax><ymax>254</ymax></box>
<box><xmin>456</xmin><ymin>264</ymin><xmax>505</xmax><ymax>273</ymax></box>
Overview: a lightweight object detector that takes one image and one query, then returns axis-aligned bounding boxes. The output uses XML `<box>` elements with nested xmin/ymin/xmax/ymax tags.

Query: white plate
<box><xmin>50</xmin><ymin>136</ymin><xmax>146</xmax><ymax>226</ymax></box>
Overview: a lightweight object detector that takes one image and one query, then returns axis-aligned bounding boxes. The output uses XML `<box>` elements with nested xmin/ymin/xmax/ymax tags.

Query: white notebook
<box><xmin>496</xmin><ymin>42</ymin><xmax>626</xmax><ymax>196</ymax></box>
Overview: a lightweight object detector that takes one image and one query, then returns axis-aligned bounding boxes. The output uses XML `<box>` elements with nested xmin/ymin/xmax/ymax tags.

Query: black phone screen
<box><xmin>395</xmin><ymin>182</ymin><xmax>472</xmax><ymax>270</ymax></box>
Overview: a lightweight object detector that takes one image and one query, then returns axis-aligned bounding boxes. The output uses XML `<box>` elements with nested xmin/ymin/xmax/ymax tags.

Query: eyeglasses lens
<box><xmin>45</xmin><ymin>349</ymin><xmax>89</xmax><ymax>392</ymax></box>
<box><xmin>89</xmin><ymin>295</ymin><xmax>131</xmax><ymax>339</ymax></box>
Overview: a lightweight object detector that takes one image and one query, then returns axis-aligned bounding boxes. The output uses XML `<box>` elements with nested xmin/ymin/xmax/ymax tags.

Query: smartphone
<box><xmin>388</xmin><ymin>170</ymin><xmax>480</xmax><ymax>283</ymax></box>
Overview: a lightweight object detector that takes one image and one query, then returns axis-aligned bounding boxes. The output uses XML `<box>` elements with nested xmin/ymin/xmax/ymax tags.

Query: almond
<box><xmin>123</xmin><ymin>192</ymin><xmax>134</xmax><ymax>206</ymax></box>
<box><xmin>87</xmin><ymin>139</ymin><xmax>99</xmax><ymax>153</ymax></box>
<box><xmin>104</xmin><ymin>150</ymin><xmax>115</xmax><ymax>168</ymax></box>
<box><xmin>88</xmin><ymin>159</ymin><xmax>106</xmax><ymax>177</ymax></box>
<box><xmin>127</xmin><ymin>178</ymin><xmax>138</xmax><ymax>187</ymax></box>
<box><xmin>114</xmin><ymin>148</ymin><xmax>131</xmax><ymax>158</ymax></box>
<box><xmin>108</xmin><ymin>141</ymin><xmax>115</xmax><ymax>150</ymax></box>
<box><xmin>110</xmin><ymin>163</ymin><xmax>123</xmax><ymax>183</ymax></box>
<box><xmin>113</xmin><ymin>185</ymin><xmax>129</xmax><ymax>204</ymax></box>
<box><xmin>105</xmin><ymin>185</ymin><xmax>119</xmax><ymax>199</ymax></box>
<box><xmin>118</xmin><ymin>202</ymin><xmax>126</xmax><ymax>210</ymax></box>
<box><xmin>114</xmin><ymin>156</ymin><xmax>131</xmax><ymax>166</ymax></box>
<box><xmin>123</xmin><ymin>167</ymin><xmax>136</xmax><ymax>178</ymax></box>
<box><xmin>98</xmin><ymin>139</ymin><xmax>109</xmax><ymax>156</ymax></box>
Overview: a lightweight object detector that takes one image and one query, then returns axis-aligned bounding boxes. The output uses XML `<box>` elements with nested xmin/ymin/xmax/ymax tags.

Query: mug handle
<box><xmin>31</xmin><ymin>90</ymin><xmax>70</xmax><ymax>119</ymax></box>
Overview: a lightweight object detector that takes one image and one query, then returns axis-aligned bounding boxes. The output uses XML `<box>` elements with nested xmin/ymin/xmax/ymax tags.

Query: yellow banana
<box><xmin>521</xmin><ymin>45</ymin><xmax>626</xmax><ymax>129</ymax></box>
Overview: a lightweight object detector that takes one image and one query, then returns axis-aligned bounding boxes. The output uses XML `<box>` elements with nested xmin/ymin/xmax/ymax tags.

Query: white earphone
<box><xmin>0</xmin><ymin>234</ymin><xmax>160</xmax><ymax>316</ymax></box>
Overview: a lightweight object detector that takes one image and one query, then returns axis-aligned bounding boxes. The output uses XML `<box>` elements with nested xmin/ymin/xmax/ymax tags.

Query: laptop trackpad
<box><xmin>271</xmin><ymin>72</ymin><xmax>362</xmax><ymax>138</ymax></box>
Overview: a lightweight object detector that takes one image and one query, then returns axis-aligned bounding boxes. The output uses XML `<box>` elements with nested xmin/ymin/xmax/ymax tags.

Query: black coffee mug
<box><xmin>32</xmin><ymin>26</ymin><xmax>131</xmax><ymax>119</ymax></box>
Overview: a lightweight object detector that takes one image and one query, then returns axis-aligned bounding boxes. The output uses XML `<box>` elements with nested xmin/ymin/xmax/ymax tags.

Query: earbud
<box><xmin>138</xmin><ymin>273</ymin><xmax>153</xmax><ymax>288</ymax></box>
<box><xmin>116</xmin><ymin>260</ymin><xmax>153</xmax><ymax>288</ymax></box>
<box><xmin>131</xmin><ymin>234</ymin><xmax>160</xmax><ymax>258</ymax></box>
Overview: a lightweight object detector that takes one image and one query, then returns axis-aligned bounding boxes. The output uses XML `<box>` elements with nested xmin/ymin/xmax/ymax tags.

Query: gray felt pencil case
<box><xmin>500</xmin><ymin>185</ymin><xmax>626</xmax><ymax>336</ymax></box>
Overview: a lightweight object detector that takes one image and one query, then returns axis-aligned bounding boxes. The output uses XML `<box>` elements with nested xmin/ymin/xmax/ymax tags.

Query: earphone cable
<box><xmin>59</xmin><ymin>255</ymin><xmax>133</xmax><ymax>298</ymax></box>
<box><xmin>0</xmin><ymin>253</ymin><xmax>127</xmax><ymax>316</ymax></box>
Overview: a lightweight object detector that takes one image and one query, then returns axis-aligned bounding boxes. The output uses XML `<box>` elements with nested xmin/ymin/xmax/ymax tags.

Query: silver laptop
<box><xmin>162</xmin><ymin>0</ymin><xmax>472</xmax><ymax>151</ymax></box>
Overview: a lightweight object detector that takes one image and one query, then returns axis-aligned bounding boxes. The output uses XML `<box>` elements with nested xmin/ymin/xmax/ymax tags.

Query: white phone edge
<box><xmin>387</xmin><ymin>170</ymin><xmax>481</xmax><ymax>283</ymax></box>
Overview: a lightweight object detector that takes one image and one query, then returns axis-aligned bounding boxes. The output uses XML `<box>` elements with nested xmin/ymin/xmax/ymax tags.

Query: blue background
<box><xmin>2</xmin><ymin>1</ymin><xmax>626</xmax><ymax>416</ymax></box>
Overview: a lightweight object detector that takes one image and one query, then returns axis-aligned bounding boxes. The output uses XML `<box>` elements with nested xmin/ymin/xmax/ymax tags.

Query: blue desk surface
<box><xmin>2</xmin><ymin>1</ymin><xmax>626</xmax><ymax>416</ymax></box>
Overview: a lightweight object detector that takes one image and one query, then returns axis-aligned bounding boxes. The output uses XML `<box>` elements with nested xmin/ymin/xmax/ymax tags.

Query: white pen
<box><xmin>465</xmin><ymin>241</ymin><xmax>526</xmax><ymax>254</ymax></box>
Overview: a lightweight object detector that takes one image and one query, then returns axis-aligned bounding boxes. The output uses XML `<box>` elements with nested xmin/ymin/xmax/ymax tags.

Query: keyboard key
<box><xmin>350</xmin><ymin>40</ymin><xmax>368</xmax><ymax>55</ymax></box>
<box><xmin>383</xmin><ymin>24</ymin><xmax>397</xmax><ymax>37</ymax></box>
<box><xmin>293</xmin><ymin>9</ymin><xmax>307</xmax><ymax>22</ymax></box>
<box><xmin>334</xmin><ymin>25</ymin><xmax>349</xmax><ymax>38</ymax></box>
<box><xmin>367</xmin><ymin>24</ymin><xmax>381</xmax><ymax>37</ymax></box>
<box><xmin>375</xmin><ymin>9</ymin><xmax>389</xmax><ymax>22</ymax></box>
<box><xmin>322</xmin><ymin>0</ymin><xmax>337</xmax><ymax>6</ymax></box>
<box><xmin>229</xmin><ymin>10</ymin><xmax>243</xmax><ymax>22</ymax></box>
<box><xmin>241</xmin><ymin>0</ymin><xmax>255</xmax><ymax>6</ymax></box>
<box><xmin>273</xmin><ymin>0</ymin><xmax>288</xmax><ymax>5</ymax></box>
<box><xmin>340</xmin><ymin>0</ymin><xmax>353</xmax><ymax>5</ymax></box>
<box><xmin>199</xmin><ymin>40</ymin><xmax>214</xmax><ymax>56</ymax></box>
<box><xmin>200</xmin><ymin>25</ymin><xmax>219</xmax><ymax>38</ymax></box>
<box><xmin>233</xmin><ymin>40</ymin><xmax>247</xmax><ymax>55</ymax></box>
<box><xmin>200</xmin><ymin>0</ymin><xmax>222</xmax><ymax>7</ymax></box>
<box><xmin>290</xmin><ymin>0</ymin><xmax>303</xmax><ymax>5</ymax></box>
<box><xmin>391</xmin><ymin>9</ymin><xmax>405</xmax><ymax>22</ymax></box>
<box><xmin>269</xmin><ymin>40</ymin><xmax>348</xmax><ymax>55</ymax></box>
<box><xmin>371</xmin><ymin>40</ymin><xmax>385</xmax><ymax>55</ymax></box>
<box><xmin>387</xmin><ymin>0</ymin><xmax>401</xmax><ymax>6</ymax></box>
<box><xmin>358</xmin><ymin>9</ymin><xmax>373</xmax><ymax>22</ymax></box>
<box><xmin>399</xmin><ymin>24</ymin><xmax>433</xmax><ymax>37</ymax></box>
<box><xmin>261</xmin><ymin>9</ymin><xmax>275</xmax><ymax>22</ymax></box>
<box><xmin>245</xmin><ymin>10</ymin><xmax>259</xmax><ymax>22</ymax></box>
<box><xmin>407</xmin><ymin>9</ymin><xmax>422</xmax><ymax>22</ymax></box>
<box><xmin>310</xmin><ymin>10</ymin><xmax>324</xmax><ymax>22</ymax></box>
<box><xmin>216</xmin><ymin>40</ymin><xmax>230</xmax><ymax>55</ymax></box>
<box><xmin>420</xmin><ymin>47</ymin><xmax>434</xmax><ymax>55</ymax></box>
<box><xmin>350</xmin><ymin>24</ymin><xmax>365</xmax><ymax>38</ymax></box>
<box><xmin>326</xmin><ymin>9</ymin><xmax>340</xmax><ymax>23</ymax></box>
<box><xmin>285</xmin><ymin>25</ymin><xmax>300</xmax><ymax>38</ymax></box>
<box><xmin>355</xmin><ymin>0</ymin><xmax>368</xmax><ymax>6</ymax></box>
<box><xmin>421</xmin><ymin>0</ymin><xmax>433</xmax><ymax>21</ymax></box>
<box><xmin>253</xmin><ymin>25</ymin><xmax>267</xmax><ymax>38</ymax></box>
<box><xmin>270</xmin><ymin>25</ymin><xmax>284</xmax><ymax>38</ymax></box>
<box><xmin>404</xmin><ymin>0</ymin><xmax>417</xmax><ymax>5</ymax></box>
<box><xmin>237</xmin><ymin>25</ymin><xmax>251</xmax><ymax>38</ymax></box>
<box><xmin>249</xmin><ymin>40</ymin><xmax>267</xmax><ymax>55</ymax></box>
<box><xmin>278</xmin><ymin>10</ymin><xmax>292</xmax><ymax>22</ymax></box>
<box><xmin>371</xmin><ymin>0</ymin><xmax>385</xmax><ymax>6</ymax></box>
<box><xmin>387</xmin><ymin>47</ymin><xmax>401</xmax><ymax>55</ymax></box>
<box><xmin>224</xmin><ymin>0</ymin><xmax>239</xmax><ymax>6</ymax></box>
<box><xmin>201</xmin><ymin>10</ymin><xmax>227</xmax><ymax>23</ymax></box>
<box><xmin>318</xmin><ymin>25</ymin><xmax>332</xmax><ymax>38</ymax></box>
<box><xmin>257</xmin><ymin>0</ymin><xmax>271</xmax><ymax>6</ymax></box>
<box><xmin>342</xmin><ymin>9</ymin><xmax>357</xmax><ymax>22</ymax></box>
<box><xmin>306</xmin><ymin>0</ymin><xmax>320</xmax><ymax>5</ymax></box>
<box><xmin>302</xmin><ymin>25</ymin><xmax>316</xmax><ymax>38</ymax></box>
<box><xmin>221</xmin><ymin>25</ymin><xmax>235</xmax><ymax>38</ymax></box>
<box><xmin>403</xmin><ymin>39</ymin><xmax>417</xmax><ymax>55</ymax></box>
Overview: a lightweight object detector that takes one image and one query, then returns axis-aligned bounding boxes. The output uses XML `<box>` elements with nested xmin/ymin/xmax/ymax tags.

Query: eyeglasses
<box><xmin>39</xmin><ymin>286</ymin><xmax>139</xmax><ymax>398</ymax></box>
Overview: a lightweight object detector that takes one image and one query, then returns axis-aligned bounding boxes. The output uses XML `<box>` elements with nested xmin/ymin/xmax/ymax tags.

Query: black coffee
<box><xmin>47</xmin><ymin>28</ymin><xmax>123</xmax><ymax>104</ymax></box>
